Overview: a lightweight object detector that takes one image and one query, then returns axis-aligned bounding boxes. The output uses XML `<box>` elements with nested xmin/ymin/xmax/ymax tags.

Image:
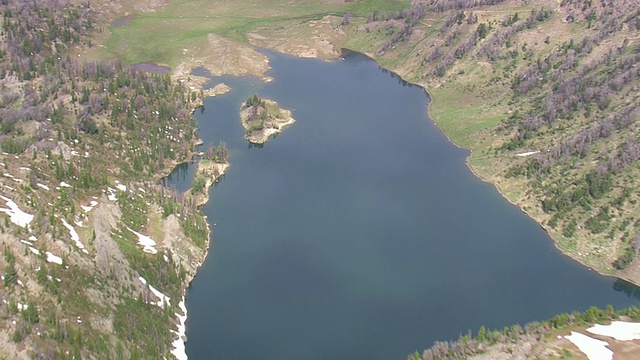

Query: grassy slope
<box><xmin>89</xmin><ymin>0</ymin><xmax>408</xmax><ymax>67</ymax></box>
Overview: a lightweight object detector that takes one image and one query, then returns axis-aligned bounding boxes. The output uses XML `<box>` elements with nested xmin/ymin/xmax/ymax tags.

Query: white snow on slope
<box><xmin>171</xmin><ymin>298</ymin><xmax>188</xmax><ymax>360</ymax></box>
<box><xmin>46</xmin><ymin>252</ymin><xmax>63</xmax><ymax>265</ymax></box>
<box><xmin>565</xmin><ymin>332</ymin><xmax>612</xmax><ymax>360</ymax></box>
<box><xmin>61</xmin><ymin>218</ymin><xmax>89</xmax><ymax>254</ymax></box>
<box><xmin>588</xmin><ymin>321</ymin><xmax>640</xmax><ymax>341</ymax></box>
<box><xmin>127</xmin><ymin>226</ymin><xmax>158</xmax><ymax>254</ymax></box>
<box><xmin>107</xmin><ymin>187</ymin><xmax>117</xmax><ymax>201</ymax></box>
<box><xmin>0</xmin><ymin>195</ymin><xmax>34</xmax><ymax>228</ymax></box>
<box><xmin>81</xmin><ymin>200</ymin><xmax>98</xmax><ymax>212</ymax></box>
<box><xmin>139</xmin><ymin>277</ymin><xmax>170</xmax><ymax>308</ymax></box>
<box><xmin>3</xmin><ymin>173</ymin><xmax>24</xmax><ymax>182</ymax></box>
<box><xmin>516</xmin><ymin>151</ymin><xmax>540</xmax><ymax>157</ymax></box>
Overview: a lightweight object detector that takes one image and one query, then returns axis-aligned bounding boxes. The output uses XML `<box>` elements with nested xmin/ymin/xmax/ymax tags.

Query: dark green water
<box><xmin>175</xmin><ymin>50</ymin><xmax>640</xmax><ymax>359</ymax></box>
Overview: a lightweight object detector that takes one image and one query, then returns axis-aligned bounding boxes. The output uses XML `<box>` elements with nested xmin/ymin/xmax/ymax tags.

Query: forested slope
<box><xmin>0</xmin><ymin>0</ymin><xmax>217</xmax><ymax>358</ymax></box>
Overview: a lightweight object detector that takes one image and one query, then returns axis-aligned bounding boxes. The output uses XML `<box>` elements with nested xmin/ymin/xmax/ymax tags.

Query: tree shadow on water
<box><xmin>613</xmin><ymin>278</ymin><xmax>640</xmax><ymax>301</ymax></box>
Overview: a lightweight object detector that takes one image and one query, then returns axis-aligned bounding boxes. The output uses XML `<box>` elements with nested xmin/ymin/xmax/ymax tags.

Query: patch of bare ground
<box><xmin>163</xmin><ymin>214</ymin><xmax>208</xmax><ymax>277</ymax></box>
<box><xmin>468</xmin><ymin>341</ymin><xmax>538</xmax><ymax>360</ymax></box>
<box><xmin>171</xmin><ymin>35</ymin><xmax>271</xmax><ymax>94</ymax></box>
<box><xmin>91</xmin><ymin>197</ymin><xmax>134</xmax><ymax>290</ymax></box>
<box><xmin>203</xmin><ymin>34</ymin><xmax>271</xmax><ymax>77</ymax></box>
<box><xmin>0</xmin><ymin>331</ymin><xmax>29</xmax><ymax>359</ymax></box>
<box><xmin>247</xmin><ymin>16</ymin><xmax>346</xmax><ymax>59</ymax></box>
<box><xmin>86</xmin><ymin>0</ymin><xmax>169</xmax><ymax>17</ymax></box>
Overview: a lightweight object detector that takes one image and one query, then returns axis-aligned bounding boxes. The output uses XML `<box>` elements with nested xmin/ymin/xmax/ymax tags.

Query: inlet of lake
<box><xmin>166</xmin><ymin>50</ymin><xmax>640</xmax><ymax>359</ymax></box>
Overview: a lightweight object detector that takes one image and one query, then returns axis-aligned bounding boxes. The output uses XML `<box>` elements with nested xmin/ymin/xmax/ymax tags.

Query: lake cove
<box><xmin>174</xmin><ymin>50</ymin><xmax>640</xmax><ymax>359</ymax></box>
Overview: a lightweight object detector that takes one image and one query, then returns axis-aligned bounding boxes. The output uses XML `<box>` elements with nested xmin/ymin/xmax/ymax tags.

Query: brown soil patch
<box><xmin>247</xmin><ymin>15</ymin><xmax>346</xmax><ymax>60</ymax></box>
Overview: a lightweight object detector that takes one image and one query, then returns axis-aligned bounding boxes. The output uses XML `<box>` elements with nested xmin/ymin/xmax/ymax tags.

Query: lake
<box><xmin>171</xmin><ymin>50</ymin><xmax>640</xmax><ymax>359</ymax></box>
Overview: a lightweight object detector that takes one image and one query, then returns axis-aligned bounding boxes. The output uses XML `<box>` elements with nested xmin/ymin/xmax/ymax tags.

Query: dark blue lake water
<box><xmin>172</xmin><ymin>50</ymin><xmax>640</xmax><ymax>359</ymax></box>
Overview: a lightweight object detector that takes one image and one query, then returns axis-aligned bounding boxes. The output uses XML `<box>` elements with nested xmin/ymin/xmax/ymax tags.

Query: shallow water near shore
<box><xmin>172</xmin><ymin>50</ymin><xmax>640</xmax><ymax>359</ymax></box>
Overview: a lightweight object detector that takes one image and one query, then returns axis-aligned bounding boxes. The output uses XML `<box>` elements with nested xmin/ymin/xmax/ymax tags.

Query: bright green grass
<box><xmin>100</xmin><ymin>0</ymin><xmax>410</xmax><ymax>66</ymax></box>
<box><xmin>428</xmin><ymin>85</ymin><xmax>504</xmax><ymax>150</ymax></box>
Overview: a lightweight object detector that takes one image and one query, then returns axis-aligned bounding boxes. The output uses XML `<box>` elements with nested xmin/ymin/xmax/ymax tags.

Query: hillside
<box><xmin>413</xmin><ymin>305</ymin><xmax>640</xmax><ymax>360</ymax></box>
<box><xmin>0</xmin><ymin>0</ymin><xmax>221</xmax><ymax>357</ymax></box>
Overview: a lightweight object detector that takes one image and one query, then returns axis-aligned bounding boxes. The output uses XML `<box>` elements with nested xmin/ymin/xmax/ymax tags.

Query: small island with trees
<box><xmin>240</xmin><ymin>95</ymin><xmax>295</xmax><ymax>144</ymax></box>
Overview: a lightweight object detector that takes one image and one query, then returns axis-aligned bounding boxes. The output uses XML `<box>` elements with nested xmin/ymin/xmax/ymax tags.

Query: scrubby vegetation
<box><xmin>348</xmin><ymin>0</ymin><xmax>640</xmax><ymax>277</ymax></box>
<box><xmin>0</xmin><ymin>0</ymin><xmax>211</xmax><ymax>357</ymax></box>
<box><xmin>411</xmin><ymin>305</ymin><xmax>640</xmax><ymax>360</ymax></box>
<box><xmin>240</xmin><ymin>94</ymin><xmax>295</xmax><ymax>144</ymax></box>
<box><xmin>241</xmin><ymin>94</ymin><xmax>268</xmax><ymax>135</ymax></box>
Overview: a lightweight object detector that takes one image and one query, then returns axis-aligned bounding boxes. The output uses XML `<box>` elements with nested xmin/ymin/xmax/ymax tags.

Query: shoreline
<box><xmin>161</xmin><ymin>54</ymin><xmax>237</xmax><ymax>360</ymax></box>
<box><xmin>169</xmin><ymin>45</ymin><xmax>639</xmax><ymax>357</ymax></box>
<box><xmin>338</xmin><ymin>47</ymin><xmax>640</xmax><ymax>288</ymax></box>
<box><xmin>165</xmin><ymin>156</ymin><xmax>229</xmax><ymax>359</ymax></box>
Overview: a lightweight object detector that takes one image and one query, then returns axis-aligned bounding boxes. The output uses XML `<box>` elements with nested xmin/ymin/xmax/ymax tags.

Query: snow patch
<box><xmin>81</xmin><ymin>200</ymin><xmax>98</xmax><ymax>212</ymax></box>
<box><xmin>116</xmin><ymin>184</ymin><xmax>127</xmax><ymax>192</ymax></box>
<box><xmin>516</xmin><ymin>151</ymin><xmax>540</xmax><ymax>157</ymax></box>
<box><xmin>171</xmin><ymin>297</ymin><xmax>188</xmax><ymax>360</ymax></box>
<box><xmin>565</xmin><ymin>331</ymin><xmax>612</xmax><ymax>360</ymax></box>
<box><xmin>36</xmin><ymin>183</ymin><xmax>50</xmax><ymax>191</ymax></box>
<box><xmin>60</xmin><ymin>181</ymin><xmax>72</xmax><ymax>188</ymax></box>
<box><xmin>46</xmin><ymin>252</ymin><xmax>63</xmax><ymax>265</ymax></box>
<box><xmin>61</xmin><ymin>218</ymin><xmax>88</xmax><ymax>254</ymax></box>
<box><xmin>139</xmin><ymin>277</ymin><xmax>170</xmax><ymax>308</ymax></box>
<box><xmin>127</xmin><ymin>226</ymin><xmax>158</xmax><ymax>254</ymax></box>
<box><xmin>0</xmin><ymin>195</ymin><xmax>34</xmax><ymax>228</ymax></box>
<box><xmin>107</xmin><ymin>187</ymin><xmax>117</xmax><ymax>201</ymax></box>
<box><xmin>3</xmin><ymin>173</ymin><xmax>24</xmax><ymax>183</ymax></box>
<box><xmin>588</xmin><ymin>321</ymin><xmax>640</xmax><ymax>341</ymax></box>
<box><xmin>29</xmin><ymin>247</ymin><xmax>40</xmax><ymax>255</ymax></box>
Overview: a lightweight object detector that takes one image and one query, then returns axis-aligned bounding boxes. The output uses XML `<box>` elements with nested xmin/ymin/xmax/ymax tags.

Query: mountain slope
<box><xmin>0</xmin><ymin>1</ymin><xmax>217</xmax><ymax>357</ymax></box>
